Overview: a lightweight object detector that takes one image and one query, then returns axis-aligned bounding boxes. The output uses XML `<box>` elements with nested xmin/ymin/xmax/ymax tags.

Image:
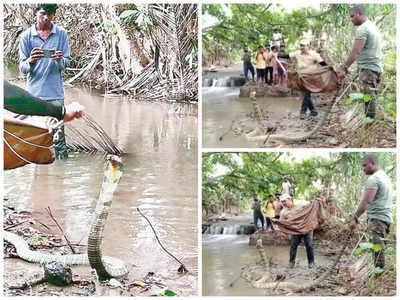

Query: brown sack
<box><xmin>288</xmin><ymin>66</ymin><xmax>339</xmax><ymax>93</ymax></box>
<box><xmin>4</xmin><ymin>113</ymin><xmax>55</xmax><ymax>170</ymax></box>
<box><xmin>272</xmin><ymin>199</ymin><xmax>327</xmax><ymax>235</ymax></box>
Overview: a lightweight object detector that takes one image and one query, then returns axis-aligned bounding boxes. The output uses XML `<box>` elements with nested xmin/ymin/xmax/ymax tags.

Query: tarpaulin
<box><xmin>272</xmin><ymin>199</ymin><xmax>327</xmax><ymax>235</ymax></box>
<box><xmin>288</xmin><ymin>65</ymin><xmax>339</xmax><ymax>93</ymax></box>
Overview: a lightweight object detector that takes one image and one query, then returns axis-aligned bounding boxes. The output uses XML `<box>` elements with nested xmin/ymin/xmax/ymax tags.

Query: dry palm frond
<box><xmin>148</xmin><ymin>4</ymin><xmax>198</xmax><ymax>100</ymax></box>
<box><xmin>65</xmin><ymin>114</ymin><xmax>123</xmax><ymax>155</ymax></box>
<box><xmin>5</xmin><ymin>4</ymin><xmax>198</xmax><ymax>102</ymax></box>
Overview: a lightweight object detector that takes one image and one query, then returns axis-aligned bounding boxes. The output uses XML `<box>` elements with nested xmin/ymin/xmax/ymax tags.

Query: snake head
<box><xmin>106</xmin><ymin>154</ymin><xmax>123</xmax><ymax>173</ymax></box>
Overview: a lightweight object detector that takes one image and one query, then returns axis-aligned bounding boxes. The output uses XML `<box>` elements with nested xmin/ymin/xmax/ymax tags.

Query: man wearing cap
<box><xmin>280</xmin><ymin>194</ymin><xmax>314</xmax><ymax>268</ymax></box>
<box><xmin>349</xmin><ymin>154</ymin><xmax>393</xmax><ymax>269</ymax></box>
<box><xmin>292</xmin><ymin>39</ymin><xmax>326</xmax><ymax>119</ymax></box>
<box><xmin>19</xmin><ymin>4</ymin><xmax>71</xmax><ymax>159</ymax></box>
<box><xmin>337</xmin><ymin>5</ymin><xmax>382</xmax><ymax>120</ymax></box>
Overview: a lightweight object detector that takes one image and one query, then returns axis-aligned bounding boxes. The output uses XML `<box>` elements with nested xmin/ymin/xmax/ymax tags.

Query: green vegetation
<box><xmin>203</xmin><ymin>4</ymin><xmax>396</xmax><ymax>146</ymax></box>
<box><xmin>202</xmin><ymin>152</ymin><xmax>396</xmax><ymax>218</ymax></box>
<box><xmin>203</xmin><ymin>152</ymin><xmax>396</xmax><ymax>295</ymax></box>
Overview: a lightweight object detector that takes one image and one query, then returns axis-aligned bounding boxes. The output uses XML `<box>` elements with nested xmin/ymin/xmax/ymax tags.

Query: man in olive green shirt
<box><xmin>252</xmin><ymin>196</ymin><xmax>265</xmax><ymax>231</ymax></box>
<box><xmin>338</xmin><ymin>5</ymin><xmax>382</xmax><ymax>119</ymax></box>
<box><xmin>349</xmin><ymin>155</ymin><xmax>393</xmax><ymax>268</ymax></box>
<box><xmin>242</xmin><ymin>46</ymin><xmax>255</xmax><ymax>83</ymax></box>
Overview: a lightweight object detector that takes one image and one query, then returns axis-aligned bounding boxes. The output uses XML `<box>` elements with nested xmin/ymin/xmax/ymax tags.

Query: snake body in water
<box><xmin>4</xmin><ymin>155</ymin><xmax>128</xmax><ymax>279</ymax></box>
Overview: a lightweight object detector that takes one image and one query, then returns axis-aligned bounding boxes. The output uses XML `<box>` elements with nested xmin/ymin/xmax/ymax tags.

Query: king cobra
<box><xmin>4</xmin><ymin>155</ymin><xmax>128</xmax><ymax>280</ymax></box>
<box><xmin>246</xmin><ymin>78</ymin><xmax>355</xmax><ymax>143</ymax></box>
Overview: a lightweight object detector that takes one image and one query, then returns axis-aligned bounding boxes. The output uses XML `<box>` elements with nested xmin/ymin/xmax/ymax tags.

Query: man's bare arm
<box><xmin>354</xmin><ymin>188</ymin><xmax>377</xmax><ymax>219</ymax></box>
<box><xmin>344</xmin><ymin>39</ymin><xmax>366</xmax><ymax>68</ymax></box>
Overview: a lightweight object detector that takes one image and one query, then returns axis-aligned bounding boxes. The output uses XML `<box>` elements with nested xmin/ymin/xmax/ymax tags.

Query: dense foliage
<box><xmin>202</xmin><ymin>3</ymin><xmax>396</xmax><ymax>142</ymax></box>
<box><xmin>4</xmin><ymin>4</ymin><xmax>198</xmax><ymax>101</ymax></box>
<box><xmin>202</xmin><ymin>152</ymin><xmax>396</xmax><ymax>220</ymax></box>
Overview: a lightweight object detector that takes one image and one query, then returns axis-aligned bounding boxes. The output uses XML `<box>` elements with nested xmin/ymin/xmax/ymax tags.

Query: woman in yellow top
<box><xmin>263</xmin><ymin>44</ymin><xmax>273</xmax><ymax>85</ymax></box>
<box><xmin>264</xmin><ymin>195</ymin><xmax>276</xmax><ymax>231</ymax></box>
<box><xmin>255</xmin><ymin>46</ymin><xmax>266</xmax><ymax>84</ymax></box>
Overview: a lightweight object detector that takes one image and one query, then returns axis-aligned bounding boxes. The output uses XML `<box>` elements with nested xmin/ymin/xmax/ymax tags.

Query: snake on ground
<box><xmin>4</xmin><ymin>155</ymin><xmax>128</xmax><ymax>280</ymax></box>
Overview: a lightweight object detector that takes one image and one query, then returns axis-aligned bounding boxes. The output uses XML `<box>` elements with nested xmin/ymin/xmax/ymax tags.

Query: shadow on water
<box><xmin>4</xmin><ymin>75</ymin><xmax>198</xmax><ymax>295</ymax></box>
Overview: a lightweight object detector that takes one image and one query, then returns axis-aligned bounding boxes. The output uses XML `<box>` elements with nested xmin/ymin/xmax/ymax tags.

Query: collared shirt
<box><xmin>19</xmin><ymin>22</ymin><xmax>71</xmax><ymax>100</ymax></box>
<box><xmin>290</xmin><ymin>50</ymin><xmax>323</xmax><ymax>74</ymax></box>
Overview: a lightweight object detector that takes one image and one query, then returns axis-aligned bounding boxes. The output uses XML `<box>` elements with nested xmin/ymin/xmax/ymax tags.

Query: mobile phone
<box><xmin>42</xmin><ymin>49</ymin><xmax>55</xmax><ymax>58</ymax></box>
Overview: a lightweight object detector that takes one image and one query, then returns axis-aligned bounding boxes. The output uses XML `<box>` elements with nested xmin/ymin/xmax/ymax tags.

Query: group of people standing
<box><xmin>242</xmin><ymin>42</ymin><xmax>289</xmax><ymax>87</ymax></box>
<box><xmin>251</xmin><ymin>177</ymin><xmax>316</xmax><ymax>268</ymax></box>
<box><xmin>241</xmin><ymin>5</ymin><xmax>383</xmax><ymax>121</ymax></box>
<box><xmin>251</xmin><ymin>177</ymin><xmax>294</xmax><ymax>232</ymax></box>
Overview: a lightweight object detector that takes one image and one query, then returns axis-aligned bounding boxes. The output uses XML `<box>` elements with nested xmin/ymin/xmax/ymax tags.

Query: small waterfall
<box><xmin>204</xmin><ymin>224</ymin><xmax>253</xmax><ymax>235</ymax></box>
<box><xmin>222</xmin><ymin>224</ymin><xmax>241</xmax><ymax>234</ymax></box>
<box><xmin>202</xmin><ymin>76</ymin><xmax>246</xmax><ymax>87</ymax></box>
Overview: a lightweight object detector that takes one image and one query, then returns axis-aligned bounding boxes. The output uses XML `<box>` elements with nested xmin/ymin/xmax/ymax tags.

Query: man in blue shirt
<box><xmin>19</xmin><ymin>4</ymin><xmax>71</xmax><ymax>159</ymax></box>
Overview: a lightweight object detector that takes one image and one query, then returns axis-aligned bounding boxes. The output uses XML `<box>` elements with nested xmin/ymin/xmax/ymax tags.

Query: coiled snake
<box><xmin>4</xmin><ymin>155</ymin><xmax>128</xmax><ymax>280</ymax></box>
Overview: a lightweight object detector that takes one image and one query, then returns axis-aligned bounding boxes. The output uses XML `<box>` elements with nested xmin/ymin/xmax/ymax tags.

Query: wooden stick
<box><xmin>45</xmin><ymin>207</ymin><xmax>76</xmax><ymax>254</ymax></box>
<box><xmin>137</xmin><ymin>208</ymin><xmax>189</xmax><ymax>274</ymax></box>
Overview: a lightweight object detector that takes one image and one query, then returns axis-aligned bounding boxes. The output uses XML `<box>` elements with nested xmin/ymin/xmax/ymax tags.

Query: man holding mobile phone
<box><xmin>19</xmin><ymin>3</ymin><xmax>71</xmax><ymax>159</ymax></box>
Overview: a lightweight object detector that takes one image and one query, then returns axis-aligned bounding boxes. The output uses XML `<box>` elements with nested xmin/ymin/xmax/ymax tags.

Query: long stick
<box><xmin>274</xmin><ymin>56</ymin><xmax>287</xmax><ymax>73</ymax></box>
<box><xmin>137</xmin><ymin>208</ymin><xmax>189</xmax><ymax>273</ymax></box>
<box><xmin>45</xmin><ymin>206</ymin><xmax>76</xmax><ymax>254</ymax></box>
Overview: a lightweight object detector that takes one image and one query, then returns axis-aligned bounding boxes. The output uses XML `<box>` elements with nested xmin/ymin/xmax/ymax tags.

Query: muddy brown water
<box><xmin>4</xmin><ymin>78</ymin><xmax>198</xmax><ymax>296</ymax></box>
<box><xmin>202</xmin><ymin>217</ymin><xmax>330</xmax><ymax>296</ymax></box>
<box><xmin>202</xmin><ymin>86</ymin><xmax>300</xmax><ymax>148</ymax></box>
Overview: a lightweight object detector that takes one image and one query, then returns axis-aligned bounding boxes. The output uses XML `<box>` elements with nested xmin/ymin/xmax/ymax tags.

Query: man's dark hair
<box><xmin>35</xmin><ymin>4</ymin><xmax>58</xmax><ymax>14</ymax></box>
<box><xmin>351</xmin><ymin>5</ymin><xmax>366</xmax><ymax>15</ymax></box>
<box><xmin>362</xmin><ymin>154</ymin><xmax>378</xmax><ymax>164</ymax></box>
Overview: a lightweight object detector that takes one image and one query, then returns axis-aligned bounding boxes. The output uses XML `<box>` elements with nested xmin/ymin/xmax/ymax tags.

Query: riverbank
<box><xmin>202</xmin><ymin>214</ymin><xmax>396</xmax><ymax>296</ymax></box>
<box><xmin>202</xmin><ymin>64</ymin><xmax>395</xmax><ymax>148</ymax></box>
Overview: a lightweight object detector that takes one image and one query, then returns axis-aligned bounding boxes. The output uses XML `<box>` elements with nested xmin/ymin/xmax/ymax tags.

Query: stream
<box><xmin>202</xmin><ymin>217</ymin><xmax>330</xmax><ymax>296</ymax></box>
<box><xmin>4</xmin><ymin>74</ymin><xmax>198</xmax><ymax>296</ymax></box>
<box><xmin>202</xmin><ymin>69</ymin><xmax>300</xmax><ymax>148</ymax></box>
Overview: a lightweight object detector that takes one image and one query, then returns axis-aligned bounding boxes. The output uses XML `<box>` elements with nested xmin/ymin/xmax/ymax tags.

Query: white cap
<box><xmin>279</xmin><ymin>194</ymin><xmax>292</xmax><ymax>201</ymax></box>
